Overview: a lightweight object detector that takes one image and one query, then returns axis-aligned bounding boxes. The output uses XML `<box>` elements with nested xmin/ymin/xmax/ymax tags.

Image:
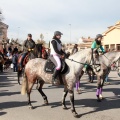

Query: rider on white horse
<box><xmin>91</xmin><ymin>34</ymin><xmax>105</xmax><ymax>64</ymax></box>
<box><xmin>50</xmin><ymin>31</ymin><xmax>66</xmax><ymax>85</ymax></box>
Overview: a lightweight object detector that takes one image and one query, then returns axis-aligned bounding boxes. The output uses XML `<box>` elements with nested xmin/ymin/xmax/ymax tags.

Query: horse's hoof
<box><xmin>73</xmin><ymin>112</ymin><xmax>78</xmax><ymax>118</ymax></box>
<box><xmin>62</xmin><ymin>105</ymin><xmax>68</xmax><ymax>110</ymax></box>
<box><xmin>76</xmin><ymin>90</ymin><xmax>81</xmax><ymax>94</ymax></box>
<box><xmin>29</xmin><ymin>106</ymin><xmax>33</xmax><ymax>109</ymax></box>
<box><xmin>44</xmin><ymin>100</ymin><xmax>49</xmax><ymax>105</ymax></box>
<box><xmin>18</xmin><ymin>82</ymin><xmax>21</xmax><ymax>85</ymax></box>
<box><xmin>99</xmin><ymin>94</ymin><xmax>103</xmax><ymax>100</ymax></box>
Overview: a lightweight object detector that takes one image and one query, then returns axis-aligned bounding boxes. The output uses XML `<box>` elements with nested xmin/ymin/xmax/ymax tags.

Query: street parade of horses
<box><xmin>0</xmin><ymin>0</ymin><xmax>120</xmax><ymax>120</ymax></box>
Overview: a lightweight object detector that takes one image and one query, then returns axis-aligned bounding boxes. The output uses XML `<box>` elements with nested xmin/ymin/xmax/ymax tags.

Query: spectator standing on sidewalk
<box><xmin>12</xmin><ymin>51</ymin><xmax>18</xmax><ymax>72</ymax></box>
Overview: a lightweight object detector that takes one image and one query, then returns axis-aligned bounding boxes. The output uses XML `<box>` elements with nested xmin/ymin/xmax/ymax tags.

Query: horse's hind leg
<box><xmin>17</xmin><ymin>70</ymin><xmax>21</xmax><ymax>85</ymax></box>
<box><xmin>96</xmin><ymin>75</ymin><xmax>102</xmax><ymax>102</ymax></box>
<box><xmin>62</xmin><ymin>85</ymin><xmax>68</xmax><ymax>109</ymax></box>
<box><xmin>38</xmin><ymin>80</ymin><xmax>48</xmax><ymax>105</ymax></box>
<box><xmin>68</xmin><ymin>89</ymin><xmax>78</xmax><ymax>117</ymax></box>
<box><xmin>27</xmin><ymin>82</ymin><xmax>34</xmax><ymax>109</ymax></box>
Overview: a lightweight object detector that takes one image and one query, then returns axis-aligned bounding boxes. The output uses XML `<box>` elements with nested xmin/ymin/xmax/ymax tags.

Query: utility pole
<box><xmin>69</xmin><ymin>24</ymin><xmax>71</xmax><ymax>43</ymax></box>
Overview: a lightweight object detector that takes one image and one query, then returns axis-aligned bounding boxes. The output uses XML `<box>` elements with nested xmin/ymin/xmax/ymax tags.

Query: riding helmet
<box><xmin>54</xmin><ymin>31</ymin><xmax>63</xmax><ymax>36</ymax></box>
<box><xmin>96</xmin><ymin>34</ymin><xmax>103</xmax><ymax>39</ymax></box>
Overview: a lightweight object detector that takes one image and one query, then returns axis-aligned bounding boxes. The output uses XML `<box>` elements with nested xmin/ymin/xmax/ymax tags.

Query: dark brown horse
<box><xmin>17</xmin><ymin>44</ymin><xmax>42</xmax><ymax>85</ymax></box>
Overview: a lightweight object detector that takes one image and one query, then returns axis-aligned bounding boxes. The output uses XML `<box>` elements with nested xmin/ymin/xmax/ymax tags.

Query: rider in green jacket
<box><xmin>91</xmin><ymin>34</ymin><xmax>105</xmax><ymax>64</ymax></box>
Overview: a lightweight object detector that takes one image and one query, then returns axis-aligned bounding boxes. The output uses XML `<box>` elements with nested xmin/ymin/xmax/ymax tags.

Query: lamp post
<box><xmin>69</xmin><ymin>24</ymin><xmax>71</xmax><ymax>43</ymax></box>
<box><xmin>17</xmin><ymin>27</ymin><xmax>20</xmax><ymax>40</ymax></box>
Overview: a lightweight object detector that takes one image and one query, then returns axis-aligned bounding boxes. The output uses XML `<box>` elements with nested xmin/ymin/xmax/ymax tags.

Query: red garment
<box><xmin>42</xmin><ymin>47</ymin><xmax>46</xmax><ymax>53</ymax></box>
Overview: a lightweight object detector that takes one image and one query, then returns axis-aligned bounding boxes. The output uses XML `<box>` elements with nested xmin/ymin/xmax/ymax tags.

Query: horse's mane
<box><xmin>69</xmin><ymin>48</ymin><xmax>91</xmax><ymax>59</ymax></box>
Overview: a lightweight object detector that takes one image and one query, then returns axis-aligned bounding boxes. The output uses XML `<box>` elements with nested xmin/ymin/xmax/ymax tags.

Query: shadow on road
<box><xmin>45</xmin><ymin>95</ymin><xmax>120</xmax><ymax>117</ymax></box>
<box><xmin>0</xmin><ymin>91</ymin><xmax>20</xmax><ymax>97</ymax></box>
<box><xmin>0</xmin><ymin>111</ymin><xmax>7</xmax><ymax>116</ymax></box>
<box><xmin>0</xmin><ymin>101</ymin><xmax>37</xmax><ymax>110</ymax></box>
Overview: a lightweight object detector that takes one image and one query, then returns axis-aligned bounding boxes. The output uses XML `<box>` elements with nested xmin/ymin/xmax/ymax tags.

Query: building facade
<box><xmin>103</xmin><ymin>21</ymin><xmax>120</xmax><ymax>51</ymax></box>
<box><xmin>0</xmin><ymin>22</ymin><xmax>8</xmax><ymax>51</ymax></box>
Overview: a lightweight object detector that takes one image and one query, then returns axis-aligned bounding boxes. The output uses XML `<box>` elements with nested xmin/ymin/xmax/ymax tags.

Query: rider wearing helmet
<box><xmin>50</xmin><ymin>31</ymin><xmax>66</xmax><ymax>85</ymax></box>
<box><xmin>20</xmin><ymin>34</ymin><xmax>35</xmax><ymax>69</ymax></box>
<box><xmin>91</xmin><ymin>34</ymin><xmax>105</xmax><ymax>64</ymax></box>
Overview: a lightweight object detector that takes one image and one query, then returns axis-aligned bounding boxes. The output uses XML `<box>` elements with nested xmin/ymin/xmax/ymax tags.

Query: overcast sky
<box><xmin>0</xmin><ymin>0</ymin><xmax>120</xmax><ymax>43</ymax></box>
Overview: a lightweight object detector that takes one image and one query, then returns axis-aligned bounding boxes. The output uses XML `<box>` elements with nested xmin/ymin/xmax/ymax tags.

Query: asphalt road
<box><xmin>0</xmin><ymin>70</ymin><xmax>120</xmax><ymax>120</ymax></box>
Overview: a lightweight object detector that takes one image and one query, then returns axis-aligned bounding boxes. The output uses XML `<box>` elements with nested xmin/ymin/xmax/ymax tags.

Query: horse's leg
<box><xmin>76</xmin><ymin>70</ymin><xmax>84</xmax><ymax>94</ymax></box>
<box><xmin>68</xmin><ymin>89</ymin><xmax>78</xmax><ymax>117</ymax></box>
<box><xmin>96</xmin><ymin>75</ymin><xmax>101</xmax><ymax>102</ymax></box>
<box><xmin>27</xmin><ymin>82</ymin><xmax>34</xmax><ymax>109</ymax></box>
<box><xmin>17</xmin><ymin>69</ymin><xmax>21</xmax><ymax>85</ymax></box>
<box><xmin>92</xmin><ymin>71</ymin><xmax>95</xmax><ymax>82</ymax></box>
<box><xmin>36</xmin><ymin>79</ymin><xmax>39</xmax><ymax>89</ymax></box>
<box><xmin>88</xmin><ymin>72</ymin><xmax>92</xmax><ymax>82</ymax></box>
<box><xmin>62</xmin><ymin>85</ymin><xmax>68</xmax><ymax>109</ymax></box>
<box><xmin>99</xmin><ymin>74</ymin><xmax>107</xmax><ymax>100</ymax></box>
<box><xmin>38</xmin><ymin>80</ymin><xmax>48</xmax><ymax>105</ymax></box>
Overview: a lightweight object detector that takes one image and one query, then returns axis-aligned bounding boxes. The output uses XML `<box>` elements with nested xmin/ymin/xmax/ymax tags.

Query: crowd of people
<box><xmin>0</xmin><ymin>32</ymin><xmax>113</xmax><ymax>86</ymax></box>
<box><xmin>0</xmin><ymin>35</ymin><xmax>51</xmax><ymax>73</ymax></box>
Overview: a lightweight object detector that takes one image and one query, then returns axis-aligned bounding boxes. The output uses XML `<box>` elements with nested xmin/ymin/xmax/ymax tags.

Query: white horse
<box><xmin>21</xmin><ymin>49</ymin><xmax>120</xmax><ymax>117</ymax></box>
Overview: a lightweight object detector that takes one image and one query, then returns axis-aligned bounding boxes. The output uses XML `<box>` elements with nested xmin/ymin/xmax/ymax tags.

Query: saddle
<box><xmin>44</xmin><ymin>56</ymin><xmax>68</xmax><ymax>74</ymax></box>
<box><xmin>18</xmin><ymin>54</ymin><xmax>29</xmax><ymax>67</ymax></box>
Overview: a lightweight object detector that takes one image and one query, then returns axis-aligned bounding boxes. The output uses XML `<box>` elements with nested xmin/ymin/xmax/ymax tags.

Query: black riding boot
<box><xmin>52</xmin><ymin>69</ymin><xmax>60</xmax><ymax>86</ymax></box>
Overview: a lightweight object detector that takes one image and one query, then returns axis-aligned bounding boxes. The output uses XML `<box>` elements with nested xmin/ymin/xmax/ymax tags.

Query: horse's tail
<box><xmin>21</xmin><ymin>72</ymin><xmax>27</xmax><ymax>95</ymax></box>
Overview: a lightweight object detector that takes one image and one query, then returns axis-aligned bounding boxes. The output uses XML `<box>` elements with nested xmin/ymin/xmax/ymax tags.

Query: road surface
<box><xmin>0</xmin><ymin>70</ymin><xmax>120</xmax><ymax>120</ymax></box>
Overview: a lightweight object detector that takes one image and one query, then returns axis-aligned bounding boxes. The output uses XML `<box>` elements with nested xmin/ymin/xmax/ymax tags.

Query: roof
<box><xmin>81</xmin><ymin>37</ymin><xmax>94</xmax><ymax>43</ymax></box>
<box><xmin>103</xmin><ymin>21</ymin><xmax>120</xmax><ymax>36</ymax></box>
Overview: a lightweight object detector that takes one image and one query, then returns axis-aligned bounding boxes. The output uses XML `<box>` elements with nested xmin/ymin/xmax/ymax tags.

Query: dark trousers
<box><xmin>13</xmin><ymin>63</ymin><xmax>18</xmax><ymax>72</ymax></box>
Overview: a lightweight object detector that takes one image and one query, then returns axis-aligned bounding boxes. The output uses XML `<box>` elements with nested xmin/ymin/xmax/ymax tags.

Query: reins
<box><xmin>67</xmin><ymin>58</ymin><xmax>100</xmax><ymax>66</ymax></box>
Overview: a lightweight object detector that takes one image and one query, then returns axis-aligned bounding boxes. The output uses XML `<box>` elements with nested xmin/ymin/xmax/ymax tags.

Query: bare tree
<box><xmin>0</xmin><ymin>9</ymin><xmax>4</xmax><ymax>22</ymax></box>
<box><xmin>40</xmin><ymin>33</ymin><xmax>44</xmax><ymax>40</ymax></box>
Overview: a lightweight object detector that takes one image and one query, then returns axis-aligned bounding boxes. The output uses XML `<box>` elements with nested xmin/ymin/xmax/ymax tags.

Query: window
<box><xmin>117</xmin><ymin>44</ymin><xmax>120</xmax><ymax>51</ymax></box>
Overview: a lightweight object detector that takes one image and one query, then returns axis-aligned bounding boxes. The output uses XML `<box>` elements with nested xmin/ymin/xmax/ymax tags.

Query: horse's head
<box><xmin>34</xmin><ymin>44</ymin><xmax>43</xmax><ymax>58</ymax></box>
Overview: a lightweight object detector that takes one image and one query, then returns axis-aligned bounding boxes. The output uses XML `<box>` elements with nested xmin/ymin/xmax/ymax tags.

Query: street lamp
<box><xmin>17</xmin><ymin>27</ymin><xmax>20</xmax><ymax>40</ymax></box>
<box><xmin>69</xmin><ymin>24</ymin><xmax>71</xmax><ymax>43</ymax></box>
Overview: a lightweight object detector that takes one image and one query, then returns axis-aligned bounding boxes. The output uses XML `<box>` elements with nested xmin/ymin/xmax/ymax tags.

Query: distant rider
<box><xmin>20</xmin><ymin>34</ymin><xmax>35</xmax><ymax>69</ymax></box>
<box><xmin>91</xmin><ymin>34</ymin><xmax>105</xmax><ymax>64</ymax></box>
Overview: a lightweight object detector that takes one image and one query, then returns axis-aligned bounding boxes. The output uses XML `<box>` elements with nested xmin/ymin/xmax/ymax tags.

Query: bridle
<box><xmin>112</xmin><ymin>57</ymin><xmax>120</xmax><ymax>72</ymax></box>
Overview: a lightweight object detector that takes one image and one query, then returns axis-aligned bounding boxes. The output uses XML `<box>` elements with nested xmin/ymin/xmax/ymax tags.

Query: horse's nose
<box><xmin>118</xmin><ymin>72</ymin><xmax>120</xmax><ymax>77</ymax></box>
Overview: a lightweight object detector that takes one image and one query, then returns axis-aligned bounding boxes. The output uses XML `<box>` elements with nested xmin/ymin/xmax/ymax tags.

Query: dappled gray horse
<box><xmin>92</xmin><ymin>51</ymin><xmax>120</xmax><ymax>101</ymax></box>
<box><xmin>76</xmin><ymin>51</ymin><xmax>120</xmax><ymax>101</ymax></box>
<box><xmin>21</xmin><ymin>48</ymin><xmax>92</xmax><ymax>117</ymax></box>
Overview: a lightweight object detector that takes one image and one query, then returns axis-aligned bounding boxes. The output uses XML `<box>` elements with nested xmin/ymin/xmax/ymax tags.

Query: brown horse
<box><xmin>17</xmin><ymin>44</ymin><xmax>42</xmax><ymax>85</ymax></box>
